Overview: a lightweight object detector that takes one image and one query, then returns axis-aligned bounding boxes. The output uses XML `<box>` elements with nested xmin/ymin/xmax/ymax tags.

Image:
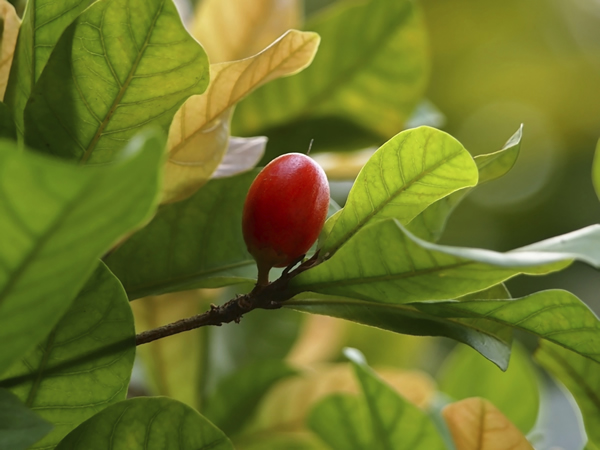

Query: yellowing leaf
<box><xmin>286</xmin><ymin>315</ymin><xmax>346</xmax><ymax>366</ymax></box>
<box><xmin>163</xmin><ymin>29</ymin><xmax>320</xmax><ymax>203</ymax></box>
<box><xmin>192</xmin><ymin>0</ymin><xmax>302</xmax><ymax>63</ymax></box>
<box><xmin>442</xmin><ymin>398</ymin><xmax>534</xmax><ymax>450</ymax></box>
<box><xmin>0</xmin><ymin>0</ymin><xmax>19</xmax><ymax>100</ymax></box>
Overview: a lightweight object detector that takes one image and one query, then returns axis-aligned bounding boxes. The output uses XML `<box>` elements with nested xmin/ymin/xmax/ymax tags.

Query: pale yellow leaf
<box><xmin>442</xmin><ymin>398</ymin><xmax>534</xmax><ymax>450</ymax></box>
<box><xmin>192</xmin><ymin>0</ymin><xmax>302</xmax><ymax>63</ymax></box>
<box><xmin>286</xmin><ymin>315</ymin><xmax>346</xmax><ymax>367</ymax></box>
<box><xmin>163</xmin><ymin>29</ymin><xmax>320</xmax><ymax>203</ymax></box>
<box><xmin>0</xmin><ymin>0</ymin><xmax>19</xmax><ymax>100</ymax></box>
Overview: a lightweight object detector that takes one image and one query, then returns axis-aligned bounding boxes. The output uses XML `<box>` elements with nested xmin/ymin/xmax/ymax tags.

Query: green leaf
<box><xmin>24</xmin><ymin>0</ymin><xmax>209</xmax><ymax>163</ymax></box>
<box><xmin>285</xmin><ymin>290</ymin><xmax>512</xmax><ymax>370</ymax></box>
<box><xmin>437</xmin><ymin>343</ymin><xmax>539</xmax><ymax>434</ymax></box>
<box><xmin>292</xmin><ymin>220</ymin><xmax>594</xmax><ymax>304</ymax></box>
<box><xmin>407</xmin><ymin>125</ymin><xmax>522</xmax><ymax>242</ymax></box>
<box><xmin>55</xmin><ymin>397</ymin><xmax>234</xmax><ymax>450</ymax></box>
<box><xmin>593</xmin><ymin>138</ymin><xmax>600</xmax><ymax>202</ymax></box>
<box><xmin>535</xmin><ymin>341</ymin><xmax>600</xmax><ymax>448</ymax></box>
<box><xmin>320</xmin><ymin>126</ymin><xmax>479</xmax><ymax>258</ymax></box>
<box><xmin>0</xmin><ymin>129</ymin><xmax>163</xmax><ymax>375</ymax></box>
<box><xmin>204</xmin><ymin>360</ymin><xmax>297</xmax><ymax>437</ymax></box>
<box><xmin>0</xmin><ymin>101</ymin><xmax>16</xmax><ymax>140</ymax></box>
<box><xmin>417</xmin><ymin>289</ymin><xmax>600</xmax><ymax>365</ymax></box>
<box><xmin>232</xmin><ymin>0</ymin><xmax>428</xmax><ymax>147</ymax></box>
<box><xmin>106</xmin><ymin>170</ymin><xmax>257</xmax><ymax>299</ymax></box>
<box><xmin>308</xmin><ymin>394</ymin><xmax>371</xmax><ymax>450</ymax></box>
<box><xmin>344</xmin><ymin>348</ymin><xmax>445</xmax><ymax>449</ymax></box>
<box><xmin>4</xmin><ymin>0</ymin><xmax>90</xmax><ymax>139</ymax></box>
<box><xmin>0</xmin><ymin>388</ymin><xmax>52</xmax><ymax>450</ymax></box>
<box><xmin>0</xmin><ymin>262</ymin><xmax>135</xmax><ymax>449</ymax></box>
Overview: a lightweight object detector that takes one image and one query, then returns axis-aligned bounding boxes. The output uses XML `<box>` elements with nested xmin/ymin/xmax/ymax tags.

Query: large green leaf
<box><xmin>232</xmin><ymin>0</ymin><xmax>428</xmax><ymax>150</ymax></box>
<box><xmin>535</xmin><ymin>341</ymin><xmax>600</xmax><ymax>448</ymax></box>
<box><xmin>343</xmin><ymin>348</ymin><xmax>445</xmax><ymax>449</ymax></box>
<box><xmin>204</xmin><ymin>360</ymin><xmax>297</xmax><ymax>437</ymax></box>
<box><xmin>105</xmin><ymin>170</ymin><xmax>257</xmax><ymax>299</ymax></box>
<box><xmin>0</xmin><ymin>262</ymin><xmax>135</xmax><ymax>450</ymax></box>
<box><xmin>0</xmin><ymin>129</ymin><xmax>163</xmax><ymax>375</ymax></box>
<box><xmin>0</xmin><ymin>388</ymin><xmax>52</xmax><ymax>450</ymax></box>
<box><xmin>55</xmin><ymin>397</ymin><xmax>234</xmax><ymax>450</ymax></box>
<box><xmin>24</xmin><ymin>0</ymin><xmax>209</xmax><ymax>163</ymax></box>
<box><xmin>293</xmin><ymin>220</ymin><xmax>600</xmax><ymax>304</ymax></box>
<box><xmin>4</xmin><ymin>0</ymin><xmax>90</xmax><ymax>139</ymax></box>
<box><xmin>437</xmin><ymin>343</ymin><xmax>539</xmax><ymax>434</ymax></box>
<box><xmin>406</xmin><ymin>125</ymin><xmax>522</xmax><ymax>242</ymax></box>
<box><xmin>319</xmin><ymin>126</ymin><xmax>479</xmax><ymax>257</ymax></box>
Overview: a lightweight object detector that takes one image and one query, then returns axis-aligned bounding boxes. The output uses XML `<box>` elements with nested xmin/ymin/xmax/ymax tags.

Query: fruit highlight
<box><xmin>242</xmin><ymin>153</ymin><xmax>330</xmax><ymax>286</ymax></box>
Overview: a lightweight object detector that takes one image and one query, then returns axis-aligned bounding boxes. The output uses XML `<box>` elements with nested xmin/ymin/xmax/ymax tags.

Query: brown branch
<box><xmin>135</xmin><ymin>252</ymin><xmax>320</xmax><ymax>346</ymax></box>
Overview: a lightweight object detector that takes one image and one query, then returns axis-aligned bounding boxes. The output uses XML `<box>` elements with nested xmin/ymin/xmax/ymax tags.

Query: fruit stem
<box><xmin>256</xmin><ymin>261</ymin><xmax>271</xmax><ymax>287</ymax></box>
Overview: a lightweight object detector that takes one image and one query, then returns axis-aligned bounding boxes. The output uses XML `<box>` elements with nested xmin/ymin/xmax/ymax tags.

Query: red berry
<box><xmin>242</xmin><ymin>153</ymin><xmax>330</xmax><ymax>286</ymax></box>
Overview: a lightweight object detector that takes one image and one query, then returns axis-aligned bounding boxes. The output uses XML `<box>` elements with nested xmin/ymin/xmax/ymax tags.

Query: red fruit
<box><xmin>242</xmin><ymin>153</ymin><xmax>330</xmax><ymax>286</ymax></box>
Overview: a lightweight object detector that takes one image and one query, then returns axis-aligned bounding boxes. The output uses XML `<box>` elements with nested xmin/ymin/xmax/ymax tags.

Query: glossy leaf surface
<box><xmin>211</xmin><ymin>136</ymin><xmax>267</xmax><ymax>179</ymax></box>
<box><xmin>24</xmin><ymin>0</ymin><xmax>209</xmax><ymax>163</ymax></box>
<box><xmin>0</xmin><ymin>262</ymin><xmax>135</xmax><ymax>449</ymax></box>
<box><xmin>0</xmin><ymin>130</ymin><xmax>163</xmax><ymax>374</ymax></box>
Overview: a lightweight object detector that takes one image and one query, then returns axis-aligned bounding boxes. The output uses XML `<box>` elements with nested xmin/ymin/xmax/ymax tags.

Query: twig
<box><xmin>135</xmin><ymin>252</ymin><xmax>320</xmax><ymax>346</ymax></box>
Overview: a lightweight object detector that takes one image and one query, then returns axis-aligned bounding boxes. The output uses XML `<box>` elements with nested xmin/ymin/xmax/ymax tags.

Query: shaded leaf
<box><xmin>345</xmin><ymin>348</ymin><xmax>445</xmax><ymax>449</ymax></box>
<box><xmin>237</xmin><ymin>432</ymin><xmax>328</xmax><ymax>450</ymax></box>
<box><xmin>0</xmin><ymin>100</ymin><xmax>16</xmax><ymax>140</ymax></box>
<box><xmin>24</xmin><ymin>0</ymin><xmax>209</xmax><ymax>163</ymax></box>
<box><xmin>437</xmin><ymin>343</ymin><xmax>539</xmax><ymax>434</ymax></box>
<box><xmin>55</xmin><ymin>397</ymin><xmax>234</xmax><ymax>450</ymax></box>
<box><xmin>5</xmin><ymin>0</ymin><xmax>89</xmax><ymax>138</ymax></box>
<box><xmin>320</xmin><ymin>126</ymin><xmax>479</xmax><ymax>257</ymax></box>
<box><xmin>0</xmin><ymin>262</ymin><xmax>136</xmax><ymax>449</ymax></box>
<box><xmin>211</xmin><ymin>136</ymin><xmax>267</xmax><ymax>179</ymax></box>
<box><xmin>594</xmin><ymin>138</ymin><xmax>600</xmax><ymax>202</ymax></box>
<box><xmin>105</xmin><ymin>171</ymin><xmax>258</xmax><ymax>299</ymax></box>
<box><xmin>442</xmin><ymin>397</ymin><xmax>533</xmax><ymax>450</ymax></box>
<box><xmin>0</xmin><ymin>388</ymin><xmax>51</xmax><ymax>450</ymax></box>
<box><xmin>0</xmin><ymin>129</ymin><xmax>163</xmax><ymax>375</ymax></box>
<box><xmin>192</xmin><ymin>0</ymin><xmax>301</xmax><ymax>63</ymax></box>
<box><xmin>0</xmin><ymin>1</ymin><xmax>19</xmax><ymax>100</ymax></box>
<box><xmin>233</xmin><ymin>0</ymin><xmax>428</xmax><ymax>146</ymax></box>
<box><xmin>204</xmin><ymin>360</ymin><xmax>297</xmax><ymax>437</ymax></box>
<box><xmin>535</xmin><ymin>340</ymin><xmax>600</xmax><ymax>448</ymax></box>
<box><xmin>164</xmin><ymin>29</ymin><xmax>319</xmax><ymax>202</ymax></box>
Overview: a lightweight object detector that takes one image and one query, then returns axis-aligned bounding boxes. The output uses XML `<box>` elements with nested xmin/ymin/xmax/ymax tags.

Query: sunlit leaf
<box><xmin>4</xmin><ymin>0</ymin><xmax>89</xmax><ymax>139</ymax></box>
<box><xmin>233</xmin><ymin>0</ymin><xmax>429</xmax><ymax>151</ymax></box>
<box><xmin>211</xmin><ymin>136</ymin><xmax>267</xmax><ymax>179</ymax></box>
<box><xmin>0</xmin><ymin>1</ymin><xmax>19</xmax><ymax>101</ymax></box>
<box><xmin>55</xmin><ymin>397</ymin><xmax>234</xmax><ymax>450</ymax></box>
<box><xmin>0</xmin><ymin>388</ymin><xmax>51</xmax><ymax>450</ymax></box>
<box><xmin>204</xmin><ymin>360</ymin><xmax>297</xmax><ymax>437</ymax></box>
<box><xmin>438</xmin><ymin>343</ymin><xmax>539</xmax><ymax>434</ymax></box>
<box><xmin>24</xmin><ymin>0</ymin><xmax>209</xmax><ymax>163</ymax></box>
<box><xmin>163</xmin><ymin>29</ymin><xmax>319</xmax><ymax>203</ymax></box>
<box><xmin>442</xmin><ymin>397</ymin><xmax>533</xmax><ymax>450</ymax></box>
<box><xmin>535</xmin><ymin>340</ymin><xmax>600</xmax><ymax>448</ymax></box>
<box><xmin>319</xmin><ymin>126</ymin><xmax>479</xmax><ymax>257</ymax></box>
<box><xmin>0</xmin><ymin>129</ymin><xmax>163</xmax><ymax>375</ymax></box>
<box><xmin>0</xmin><ymin>262</ymin><xmax>135</xmax><ymax>449</ymax></box>
<box><xmin>407</xmin><ymin>125</ymin><xmax>522</xmax><ymax>241</ymax></box>
<box><xmin>344</xmin><ymin>348</ymin><xmax>445</xmax><ymax>449</ymax></box>
<box><xmin>192</xmin><ymin>0</ymin><xmax>301</xmax><ymax>63</ymax></box>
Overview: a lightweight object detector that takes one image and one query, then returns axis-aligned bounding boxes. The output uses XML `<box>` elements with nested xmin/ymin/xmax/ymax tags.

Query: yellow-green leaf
<box><xmin>163</xmin><ymin>29</ymin><xmax>320</xmax><ymax>203</ymax></box>
<box><xmin>0</xmin><ymin>1</ymin><xmax>19</xmax><ymax>100</ymax></box>
<box><xmin>192</xmin><ymin>0</ymin><xmax>302</xmax><ymax>63</ymax></box>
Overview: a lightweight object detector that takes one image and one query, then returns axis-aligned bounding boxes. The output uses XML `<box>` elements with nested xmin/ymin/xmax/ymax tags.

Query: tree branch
<box><xmin>135</xmin><ymin>253</ymin><xmax>320</xmax><ymax>346</ymax></box>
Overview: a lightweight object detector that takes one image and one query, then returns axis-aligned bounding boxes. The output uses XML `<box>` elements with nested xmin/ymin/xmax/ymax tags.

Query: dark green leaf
<box><xmin>4</xmin><ymin>0</ymin><xmax>90</xmax><ymax>139</ymax></box>
<box><xmin>55</xmin><ymin>397</ymin><xmax>234</xmax><ymax>450</ymax></box>
<box><xmin>0</xmin><ymin>101</ymin><xmax>16</xmax><ymax>140</ymax></box>
<box><xmin>437</xmin><ymin>343</ymin><xmax>539</xmax><ymax>434</ymax></box>
<box><xmin>24</xmin><ymin>0</ymin><xmax>209</xmax><ymax>163</ymax></box>
<box><xmin>233</xmin><ymin>0</ymin><xmax>428</xmax><ymax>150</ymax></box>
<box><xmin>0</xmin><ymin>262</ymin><xmax>135</xmax><ymax>449</ymax></box>
<box><xmin>535</xmin><ymin>341</ymin><xmax>600</xmax><ymax>448</ymax></box>
<box><xmin>345</xmin><ymin>348</ymin><xmax>445</xmax><ymax>449</ymax></box>
<box><xmin>0</xmin><ymin>129</ymin><xmax>163</xmax><ymax>375</ymax></box>
<box><xmin>0</xmin><ymin>388</ymin><xmax>52</xmax><ymax>450</ymax></box>
<box><xmin>204</xmin><ymin>360</ymin><xmax>297</xmax><ymax>437</ymax></box>
<box><xmin>319</xmin><ymin>126</ymin><xmax>479</xmax><ymax>257</ymax></box>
